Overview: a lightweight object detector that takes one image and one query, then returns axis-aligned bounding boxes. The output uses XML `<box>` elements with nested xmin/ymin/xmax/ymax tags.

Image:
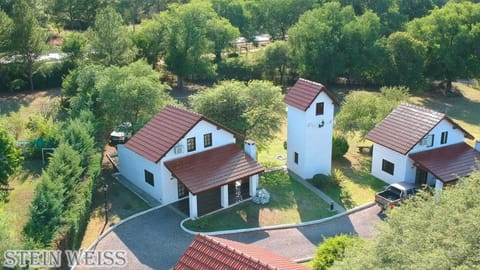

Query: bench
<box><xmin>357</xmin><ymin>145</ymin><xmax>373</xmax><ymax>155</ymax></box>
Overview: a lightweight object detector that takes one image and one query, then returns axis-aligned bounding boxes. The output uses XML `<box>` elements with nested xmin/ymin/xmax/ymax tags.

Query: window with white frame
<box><xmin>419</xmin><ymin>134</ymin><xmax>434</xmax><ymax>147</ymax></box>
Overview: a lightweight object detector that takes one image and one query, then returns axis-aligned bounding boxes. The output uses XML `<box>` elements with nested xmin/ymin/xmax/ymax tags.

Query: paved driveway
<box><xmin>77</xmin><ymin>204</ymin><xmax>381</xmax><ymax>269</ymax></box>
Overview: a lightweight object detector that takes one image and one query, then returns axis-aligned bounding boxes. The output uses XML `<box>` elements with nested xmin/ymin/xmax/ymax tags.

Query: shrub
<box><xmin>312</xmin><ymin>235</ymin><xmax>362</xmax><ymax>270</ymax></box>
<box><xmin>332</xmin><ymin>134</ymin><xmax>349</xmax><ymax>160</ymax></box>
<box><xmin>217</xmin><ymin>55</ymin><xmax>262</xmax><ymax>81</ymax></box>
<box><xmin>310</xmin><ymin>174</ymin><xmax>338</xmax><ymax>189</ymax></box>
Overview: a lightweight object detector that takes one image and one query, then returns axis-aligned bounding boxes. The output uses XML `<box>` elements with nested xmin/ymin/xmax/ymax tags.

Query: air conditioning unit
<box><xmin>174</xmin><ymin>144</ymin><xmax>184</xmax><ymax>154</ymax></box>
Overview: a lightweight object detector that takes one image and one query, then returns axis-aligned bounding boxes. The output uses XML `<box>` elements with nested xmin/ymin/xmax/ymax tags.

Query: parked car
<box><xmin>109</xmin><ymin>122</ymin><xmax>132</xmax><ymax>144</ymax></box>
<box><xmin>375</xmin><ymin>182</ymin><xmax>417</xmax><ymax>210</ymax></box>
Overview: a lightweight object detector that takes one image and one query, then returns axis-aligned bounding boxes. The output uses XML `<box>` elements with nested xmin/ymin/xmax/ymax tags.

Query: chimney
<box><xmin>475</xmin><ymin>140</ymin><xmax>480</xmax><ymax>152</ymax></box>
<box><xmin>244</xmin><ymin>140</ymin><xmax>257</xmax><ymax>160</ymax></box>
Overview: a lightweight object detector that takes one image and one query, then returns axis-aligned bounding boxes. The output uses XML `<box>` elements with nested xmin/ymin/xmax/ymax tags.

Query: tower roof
<box><xmin>284</xmin><ymin>78</ymin><xmax>338</xmax><ymax>111</ymax></box>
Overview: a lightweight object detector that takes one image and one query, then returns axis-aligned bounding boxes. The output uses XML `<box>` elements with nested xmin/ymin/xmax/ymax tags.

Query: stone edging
<box><xmin>180</xmin><ymin>201</ymin><xmax>376</xmax><ymax>236</ymax></box>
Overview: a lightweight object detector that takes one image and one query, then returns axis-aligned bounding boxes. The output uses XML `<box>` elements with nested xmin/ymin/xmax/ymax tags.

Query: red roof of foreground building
<box><xmin>125</xmin><ymin>105</ymin><xmax>239</xmax><ymax>163</ymax></box>
<box><xmin>165</xmin><ymin>144</ymin><xmax>264</xmax><ymax>194</ymax></box>
<box><xmin>409</xmin><ymin>143</ymin><xmax>480</xmax><ymax>183</ymax></box>
<box><xmin>366</xmin><ymin>103</ymin><xmax>474</xmax><ymax>155</ymax></box>
<box><xmin>284</xmin><ymin>78</ymin><xmax>339</xmax><ymax>111</ymax></box>
<box><xmin>174</xmin><ymin>234</ymin><xmax>308</xmax><ymax>270</ymax></box>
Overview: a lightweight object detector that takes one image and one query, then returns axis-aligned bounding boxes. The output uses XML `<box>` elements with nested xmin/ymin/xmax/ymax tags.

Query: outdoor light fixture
<box><xmin>318</xmin><ymin>120</ymin><xmax>325</xmax><ymax>128</ymax></box>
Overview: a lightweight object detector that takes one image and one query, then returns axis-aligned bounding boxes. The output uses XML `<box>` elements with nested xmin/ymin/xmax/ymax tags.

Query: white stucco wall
<box><xmin>287</xmin><ymin>91</ymin><xmax>335</xmax><ymax>179</ymax></box>
<box><xmin>118</xmin><ymin>144</ymin><xmax>164</xmax><ymax>202</ymax></box>
<box><xmin>118</xmin><ymin>120</ymin><xmax>236</xmax><ymax>204</ymax></box>
<box><xmin>371</xmin><ymin>144</ymin><xmax>414</xmax><ymax>184</ymax></box>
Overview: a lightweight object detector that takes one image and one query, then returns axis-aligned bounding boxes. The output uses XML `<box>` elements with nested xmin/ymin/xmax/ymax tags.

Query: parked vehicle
<box><xmin>375</xmin><ymin>182</ymin><xmax>417</xmax><ymax>210</ymax></box>
<box><xmin>109</xmin><ymin>122</ymin><xmax>132</xmax><ymax>144</ymax></box>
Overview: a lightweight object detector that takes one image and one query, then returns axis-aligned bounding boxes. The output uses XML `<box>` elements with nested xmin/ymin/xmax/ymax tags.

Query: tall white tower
<box><xmin>284</xmin><ymin>78</ymin><xmax>338</xmax><ymax>179</ymax></box>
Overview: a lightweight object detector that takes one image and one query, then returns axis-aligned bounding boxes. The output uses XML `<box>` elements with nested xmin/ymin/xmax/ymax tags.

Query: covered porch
<box><xmin>409</xmin><ymin>142</ymin><xmax>480</xmax><ymax>190</ymax></box>
<box><xmin>165</xmin><ymin>143</ymin><xmax>264</xmax><ymax>219</ymax></box>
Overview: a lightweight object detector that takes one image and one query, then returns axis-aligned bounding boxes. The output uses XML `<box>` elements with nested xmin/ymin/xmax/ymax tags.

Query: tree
<box><xmin>96</xmin><ymin>60</ymin><xmax>174</xmax><ymax>131</ymax></box>
<box><xmin>407</xmin><ymin>2</ymin><xmax>480</xmax><ymax>91</ymax></box>
<box><xmin>312</xmin><ymin>234</ymin><xmax>362</xmax><ymax>270</ymax></box>
<box><xmin>10</xmin><ymin>0</ymin><xmax>46</xmax><ymax>91</ymax></box>
<box><xmin>335</xmin><ymin>86</ymin><xmax>410</xmax><ymax>137</ymax></box>
<box><xmin>190</xmin><ymin>80</ymin><xmax>284</xmax><ymax>147</ymax></box>
<box><xmin>61</xmin><ymin>32</ymin><xmax>88</xmax><ymax>66</ymax></box>
<box><xmin>46</xmin><ymin>0</ymin><xmax>103</xmax><ymax>30</ymax></box>
<box><xmin>379</xmin><ymin>32</ymin><xmax>427</xmax><ymax>91</ymax></box>
<box><xmin>0</xmin><ymin>10</ymin><xmax>12</xmax><ymax>52</ymax></box>
<box><xmin>261</xmin><ymin>41</ymin><xmax>290</xmax><ymax>87</ymax></box>
<box><xmin>211</xmin><ymin>0</ymin><xmax>253</xmax><ymax>38</ymax></box>
<box><xmin>395</xmin><ymin>0</ymin><xmax>435</xmax><ymax>20</ymax></box>
<box><xmin>61</xmin><ymin>119</ymin><xmax>95</xmax><ymax>168</ymax></box>
<box><xmin>207</xmin><ymin>17</ymin><xmax>240</xmax><ymax>62</ymax></box>
<box><xmin>0</xmin><ymin>127</ymin><xmax>22</xmax><ymax>189</ymax></box>
<box><xmin>23</xmin><ymin>174</ymin><xmax>64</xmax><ymax>246</ymax></box>
<box><xmin>88</xmin><ymin>7</ymin><xmax>136</xmax><ymax>66</ymax></box>
<box><xmin>0</xmin><ymin>208</ymin><xmax>17</xmax><ymax>265</ymax></box>
<box><xmin>133</xmin><ymin>18</ymin><xmax>166</xmax><ymax>68</ymax></box>
<box><xmin>162</xmin><ymin>2</ymin><xmax>216</xmax><ymax>89</ymax></box>
<box><xmin>332</xmin><ymin>172</ymin><xmax>480</xmax><ymax>269</ymax></box>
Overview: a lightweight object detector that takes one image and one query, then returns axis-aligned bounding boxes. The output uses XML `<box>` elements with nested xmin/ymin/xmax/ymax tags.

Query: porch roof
<box><xmin>409</xmin><ymin>143</ymin><xmax>480</xmax><ymax>183</ymax></box>
<box><xmin>164</xmin><ymin>144</ymin><xmax>265</xmax><ymax>195</ymax></box>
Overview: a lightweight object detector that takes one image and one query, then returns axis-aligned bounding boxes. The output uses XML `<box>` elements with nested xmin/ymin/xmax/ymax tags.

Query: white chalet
<box><xmin>117</xmin><ymin>105</ymin><xmax>264</xmax><ymax>218</ymax></box>
<box><xmin>284</xmin><ymin>78</ymin><xmax>338</xmax><ymax>179</ymax></box>
<box><xmin>366</xmin><ymin>103</ymin><xmax>480</xmax><ymax>189</ymax></box>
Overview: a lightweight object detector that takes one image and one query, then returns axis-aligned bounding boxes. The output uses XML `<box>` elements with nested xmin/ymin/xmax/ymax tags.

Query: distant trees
<box><xmin>87</xmin><ymin>7</ymin><xmax>136</xmax><ymax>66</ymax></box>
<box><xmin>332</xmin><ymin>172</ymin><xmax>480</xmax><ymax>269</ymax></box>
<box><xmin>0</xmin><ymin>10</ymin><xmax>12</xmax><ymax>52</ymax></box>
<box><xmin>335</xmin><ymin>86</ymin><xmax>410</xmax><ymax>137</ymax></box>
<box><xmin>0</xmin><ymin>127</ymin><xmax>23</xmax><ymax>191</ymax></box>
<box><xmin>407</xmin><ymin>1</ymin><xmax>480</xmax><ymax>91</ymax></box>
<box><xmin>190</xmin><ymin>80</ymin><xmax>284</xmax><ymax>147</ymax></box>
<box><xmin>9</xmin><ymin>0</ymin><xmax>46</xmax><ymax>91</ymax></box>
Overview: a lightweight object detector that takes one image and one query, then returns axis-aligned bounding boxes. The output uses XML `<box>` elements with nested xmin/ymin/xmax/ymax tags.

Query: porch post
<box><xmin>249</xmin><ymin>174</ymin><xmax>259</xmax><ymax>197</ymax></box>
<box><xmin>434</xmin><ymin>179</ymin><xmax>443</xmax><ymax>203</ymax></box>
<box><xmin>189</xmin><ymin>192</ymin><xmax>198</xmax><ymax>219</ymax></box>
<box><xmin>221</xmin><ymin>185</ymin><xmax>229</xmax><ymax>208</ymax></box>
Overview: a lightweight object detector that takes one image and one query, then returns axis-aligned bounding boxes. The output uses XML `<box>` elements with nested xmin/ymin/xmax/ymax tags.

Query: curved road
<box><xmin>77</xmin><ymin>204</ymin><xmax>382</xmax><ymax>269</ymax></box>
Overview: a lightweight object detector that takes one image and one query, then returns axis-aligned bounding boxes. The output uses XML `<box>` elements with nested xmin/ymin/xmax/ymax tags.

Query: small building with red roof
<box><xmin>284</xmin><ymin>78</ymin><xmax>339</xmax><ymax>179</ymax></box>
<box><xmin>174</xmin><ymin>234</ymin><xmax>308</xmax><ymax>270</ymax></box>
<box><xmin>117</xmin><ymin>105</ymin><xmax>264</xmax><ymax>218</ymax></box>
<box><xmin>366</xmin><ymin>102</ymin><xmax>479</xmax><ymax>189</ymax></box>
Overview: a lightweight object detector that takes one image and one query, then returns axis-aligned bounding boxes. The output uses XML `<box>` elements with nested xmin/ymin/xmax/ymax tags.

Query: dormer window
<box><xmin>315</xmin><ymin>102</ymin><xmax>324</xmax><ymax>116</ymax></box>
<box><xmin>440</xmin><ymin>131</ymin><xmax>448</xmax><ymax>145</ymax></box>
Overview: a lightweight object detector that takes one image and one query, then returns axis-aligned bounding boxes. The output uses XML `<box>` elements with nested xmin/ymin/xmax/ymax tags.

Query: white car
<box><xmin>109</xmin><ymin>122</ymin><xmax>132</xmax><ymax>144</ymax></box>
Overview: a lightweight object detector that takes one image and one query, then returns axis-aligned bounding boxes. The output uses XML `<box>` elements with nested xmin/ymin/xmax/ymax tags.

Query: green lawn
<box><xmin>258</xmin><ymin>121</ymin><xmax>287</xmax><ymax>168</ymax></box>
<box><xmin>0</xmin><ymin>160</ymin><xmax>43</xmax><ymax>245</ymax></box>
<box><xmin>184</xmin><ymin>171</ymin><xmax>335</xmax><ymax>232</ymax></box>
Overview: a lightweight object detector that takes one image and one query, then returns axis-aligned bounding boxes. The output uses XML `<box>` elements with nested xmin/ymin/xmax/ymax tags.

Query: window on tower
<box><xmin>315</xmin><ymin>102</ymin><xmax>324</xmax><ymax>116</ymax></box>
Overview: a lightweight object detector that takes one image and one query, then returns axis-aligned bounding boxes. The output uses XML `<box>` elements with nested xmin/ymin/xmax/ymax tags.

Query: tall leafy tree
<box><xmin>335</xmin><ymin>86</ymin><xmax>410</xmax><ymax>137</ymax></box>
<box><xmin>211</xmin><ymin>0</ymin><xmax>253</xmax><ymax>38</ymax></box>
<box><xmin>395</xmin><ymin>0</ymin><xmax>435</xmax><ymax>20</ymax></box>
<box><xmin>408</xmin><ymin>2</ymin><xmax>480</xmax><ymax>91</ymax></box>
<box><xmin>96</xmin><ymin>60</ymin><xmax>174</xmax><ymax>131</ymax></box>
<box><xmin>88</xmin><ymin>7</ymin><xmax>136</xmax><ymax>66</ymax></box>
<box><xmin>46</xmin><ymin>0</ymin><xmax>103</xmax><ymax>30</ymax></box>
<box><xmin>10</xmin><ymin>0</ymin><xmax>46</xmax><ymax>91</ymax></box>
<box><xmin>207</xmin><ymin>17</ymin><xmax>240</xmax><ymax>62</ymax></box>
<box><xmin>61</xmin><ymin>119</ymin><xmax>95</xmax><ymax>168</ymax></box>
<box><xmin>0</xmin><ymin>127</ymin><xmax>23</xmax><ymax>189</ymax></box>
<box><xmin>0</xmin><ymin>10</ymin><xmax>12</xmax><ymax>52</ymax></box>
<box><xmin>133</xmin><ymin>18</ymin><xmax>166</xmax><ymax>68</ymax></box>
<box><xmin>332</xmin><ymin>172</ymin><xmax>480</xmax><ymax>269</ymax></box>
<box><xmin>190</xmin><ymin>80</ymin><xmax>284</xmax><ymax>147</ymax></box>
<box><xmin>261</xmin><ymin>41</ymin><xmax>290</xmax><ymax>87</ymax></box>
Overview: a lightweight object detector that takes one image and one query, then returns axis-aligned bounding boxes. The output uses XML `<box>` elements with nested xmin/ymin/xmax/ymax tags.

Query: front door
<box><xmin>415</xmin><ymin>168</ymin><xmax>428</xmax><ymax>186</ymax></box>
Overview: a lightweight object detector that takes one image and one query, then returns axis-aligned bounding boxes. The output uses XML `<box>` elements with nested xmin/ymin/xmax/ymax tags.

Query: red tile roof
<box><xmin>165</xmin><ymin>144</ymin><xmax>264</xmax><ymax>194</ymax></box>
<box><xmin>409</xmin><ymin>143</ymin><xmax>480</xmax><ymax>183</ymax></box>
<box><xmin>284</xmin><ymin>78</ymin><xmax>339</xmax><ymax>111</ymax></box>
<box><xmin>125</xmin><ymin>105</ymin><xmax>239</xmax><ymax>163</ymax></box>
<box><xmin>174</xmin><ymin>234</ymin><xmax>308</xmax><ymax>270</ymax></box>
<box><xmin>366</xmin><ymin>103</ymin><xmax>474</xmax><ymax>155</ymax></box>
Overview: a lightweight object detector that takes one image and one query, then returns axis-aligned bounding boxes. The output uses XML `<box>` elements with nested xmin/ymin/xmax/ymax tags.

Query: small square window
<box><xmin>315</xmin><ymin>102</ymin><xmax>324</xmax><ymax>116</ymax></box>
<box><xmin>204</xmin><ymin>133</ymin><xmax>212</xmax><ymax>148</ymax></box>
<box><xmin>382</xmin><ymin>159</ymin><xmax>395</xmax><ymax>175</ymax></box>
<box><xmin>440</xmin><ymin>131</ymin><xmax>448</xmax><ymax>145</ymax></box>
<box><xmin>187</xmin><ymin>137</ymin><xmax>196</xmax><ymax>152</ymax></box>
<box><xmin>294</xmin><ymin>152</ymin><xmax>299</xmax><ymax>164</ymax></box>
<box><xmin>145</xmin><ymin>170</ymin><xmax>154</xmax><ymax>186</ymax></box>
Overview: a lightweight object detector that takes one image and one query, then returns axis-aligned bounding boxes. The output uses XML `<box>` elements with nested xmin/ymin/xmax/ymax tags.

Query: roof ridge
<box><xmin>298</xmin><ymin>77</ymin><xmax>326</xmax><ymax>87</ymax></box>
<box><xmin>399</xmin><ymin>102</ymin><xmax>445</xmax><ymax>117</ymax></box>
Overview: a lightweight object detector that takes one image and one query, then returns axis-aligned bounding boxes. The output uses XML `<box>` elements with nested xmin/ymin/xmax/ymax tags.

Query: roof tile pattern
<box><xmin>366</xmin><ymin>103</ymin><xmax>470</xmax><ymax>155</ymax></box>
<box><xmin>165</xmin><ymin>144</ymin><xmax>264</xmax><ymax>194</ymax></box>
<box><xmin>409</xmin><ymin>143</ymin><xmax>480</xmax><ymax>183</ymax></box>
<box><xmin>174</xmin><ymin>234</ymin><xmax>308</xmax><ymax>270</ymax></box>
<box><xmin>124</xmin><ymin>106</ymin><xmax>203</xmax><ymax>163</ymax></box>
<box><xmin>284</xmin><ymin>78</ymin><xmax>338</xmax><ymax>111</ymax></box>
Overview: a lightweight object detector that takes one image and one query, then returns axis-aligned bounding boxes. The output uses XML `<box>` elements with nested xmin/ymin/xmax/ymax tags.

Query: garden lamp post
<box><xmin>102</xmin><ymin>183</ymin><xmax>109</xmax><ymax>226</ymax></box>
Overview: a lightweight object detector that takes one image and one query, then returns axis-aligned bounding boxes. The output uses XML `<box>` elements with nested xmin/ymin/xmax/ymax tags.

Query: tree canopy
<box><xmin>190</xmin><ymin>80</ymin><xmax>284</xmax><ymax>147</ymax></box>
<box><xmin>335</xmin><ymin>86</ymin><xmax>410</xmax><ymax>137</ymax></box>
<box><xmin>0</xmin><ymin>127</ymin><xmax>22</xmax><ymax>190</ymax></box>
<box><xmin>332</xmin><ymin>172</ymin><xmax>480</xmax><ymax>269</ymax></box>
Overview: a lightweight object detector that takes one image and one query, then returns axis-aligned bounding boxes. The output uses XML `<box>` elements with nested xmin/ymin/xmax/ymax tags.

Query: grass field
<box><xmin>184</xmin><ymin>171</ymin><xmax>335</xmax><ymax>232</ymax></box>
<box><xmin>258</xmin><ymin>121</ymin><xmax>287</xmax><ymax>168</ymax></box>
